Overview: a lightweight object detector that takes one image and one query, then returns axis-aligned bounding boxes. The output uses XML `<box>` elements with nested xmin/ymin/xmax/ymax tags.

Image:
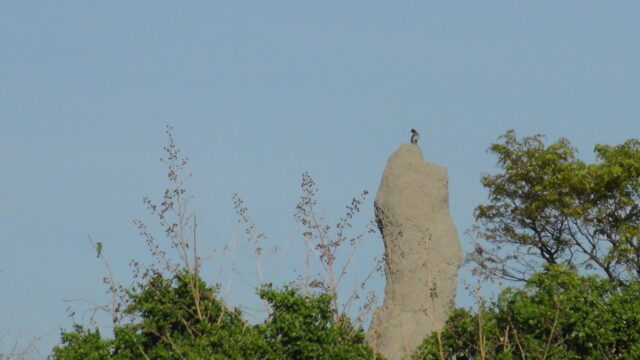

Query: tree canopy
<box><xmin>471</xmin><ymin>130</ymin><xmax>640</xmax><ymax>283</ymax></box>
<box><xmin>50</xmin><ymin>271</ymin><xmax>378</xmax><ymax>360</ymax></box>
<box><xmin>413</xmin><ymin>265</ymin><xmax>640</xmax><ymax>359</ymax></box>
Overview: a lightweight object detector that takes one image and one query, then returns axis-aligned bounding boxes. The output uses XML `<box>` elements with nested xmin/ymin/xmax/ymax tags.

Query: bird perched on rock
<box><xmin>410</xmin><ymin>129</ymin><xmax>420</xmax><ymax>145</ymax></box>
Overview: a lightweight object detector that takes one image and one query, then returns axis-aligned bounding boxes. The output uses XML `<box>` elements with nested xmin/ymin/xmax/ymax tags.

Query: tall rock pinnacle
<box><xmin>367</xmin><ymin>143</ymin><xmax>462</xmax><ymax>360</ymax></box>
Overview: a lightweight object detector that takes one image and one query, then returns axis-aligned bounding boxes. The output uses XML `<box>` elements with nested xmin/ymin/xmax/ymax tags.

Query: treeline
<box><xmin>52</xmin><ymin>272</ymin><xmax>378</xmax><ymax>360</ymax></box>
<box><xmin>50</xmin><ymin>129</ymin><xmax>640</xmax><ymax>359</ymax></box>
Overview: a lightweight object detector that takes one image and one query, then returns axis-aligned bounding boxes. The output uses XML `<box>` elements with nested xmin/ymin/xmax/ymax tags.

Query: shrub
<box><xmin>413</xmin><ymin>265</ymin><xmax>640</xmax><ymax>359</ymax></box>
<box><xmin>51</xmin><ymin>272</ymin><xmax>378</xmax><ymax>360</ymax></box>
<box><xmin>257</xmin><ymin>285</ymin><xmax>377</xmax><ymax>360</ymax></box>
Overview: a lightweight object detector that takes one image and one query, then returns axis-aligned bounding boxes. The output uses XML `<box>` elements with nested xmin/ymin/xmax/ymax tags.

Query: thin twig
<box><xmin>541</xmin><ymin>306</ymin><xmax>561</xmax><ymax>360</ymax></box>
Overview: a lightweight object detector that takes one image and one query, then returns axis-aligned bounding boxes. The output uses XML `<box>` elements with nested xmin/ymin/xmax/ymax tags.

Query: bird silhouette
<box><xmin>410</xmin><ymin>129</ymin><xmax>420</xmax><ymax>145</ymax></box>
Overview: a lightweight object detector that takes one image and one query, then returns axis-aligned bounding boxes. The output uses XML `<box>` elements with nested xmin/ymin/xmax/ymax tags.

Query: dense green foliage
<box><xmin>50</xmin><ymin>272</ymin><xmax>378</xmax><ymax>360</ymax></box>
<box><xmin>413</xmin><ymin>265</ymin><xmax>640</xmax><ymax>359</ymax></box>
<box><xmin>257</xmin><ymin>286</ymin><xmax>377</xmax><ymax>360</ymax></box>
<box><xmin>473</xmin><ymin>130</ymin><xmax>640</xmax><ymax>282</ymax></box>
<box><xmin>413</xmin><ymin>132</ymin><xmax>640</xmax><ymax>359</ymax></box>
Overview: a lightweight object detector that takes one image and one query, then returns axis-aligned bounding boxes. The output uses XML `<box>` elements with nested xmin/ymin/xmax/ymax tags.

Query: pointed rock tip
<box><xmin>393</xmin><ymin>143</ymin><xmax>424</xmax><ymax>160</ymax></box>
<box><xmin>388</xmin><ymin>143</ymin><xmax>445</xmax><ymax>171</ymax></box>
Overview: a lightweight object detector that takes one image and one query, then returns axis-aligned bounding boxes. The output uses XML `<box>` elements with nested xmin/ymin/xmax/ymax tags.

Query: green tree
<box><xmin>51</xmin><ymin>272</ymin><xmax>378</xmax><ymax>359</ymax></box>
<box><xmin>413</xmin><ymin>265</ymin><xmax>640</xmax><ymax>359</ymax></box>
<box><xmin>49</xmin><ymin>325</ymin><xmax>112</xmax><ymax>360</ymax></box>
<box><xmin>471</xmin><ymin>130</ymin><xmax>640</xmax><ymax>283</ymax></box>
<box><xmin>257</xmin><ymin>285</ymin><xmax>377</xmax><ymax>360</ymax></box>
<box><xmin>51</xmin><ymin>271</ymin><xmax>259</xmax><ymax>360</ymax></box>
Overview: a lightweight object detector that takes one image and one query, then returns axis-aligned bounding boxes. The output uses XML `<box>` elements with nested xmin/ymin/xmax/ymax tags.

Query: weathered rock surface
<box><xmin>367</xmin><ymin>143</ymin><xmax>462</xmax><ymax>360</ymax></box>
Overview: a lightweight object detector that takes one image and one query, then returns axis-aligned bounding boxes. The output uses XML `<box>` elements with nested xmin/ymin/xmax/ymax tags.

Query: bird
<box><xmin>95</xmin><ymin>242</ymin><xmax>103</xmax><ymax>258</ymax></box>
<box><xmin>410</xmin><ymin>129</ymin><xmax>420</xmax><ymax>145</ymax></box>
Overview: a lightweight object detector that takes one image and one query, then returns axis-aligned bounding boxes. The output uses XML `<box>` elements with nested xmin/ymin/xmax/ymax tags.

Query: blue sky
<box><xmin>2</xmin><ymin>1</ymin><xmax>640</xmax><ymax>356</ymax></box>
